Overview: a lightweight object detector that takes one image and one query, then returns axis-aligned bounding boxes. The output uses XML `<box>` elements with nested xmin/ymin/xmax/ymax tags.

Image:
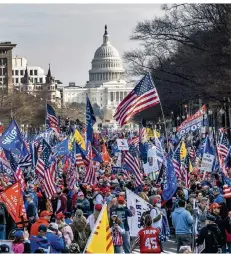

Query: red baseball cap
<box><xmin>117</xmin><ymin>196</ymin><xmax>125</xmax><ymax>204</ymax></box>
<box><xmin>210</xmin><ymin>203</ymin><xmax>221</xmax><ymax>210</ymax></box>
<box><xmin>95</xmin><ymin>204</ymin><xmax>102</xmax><ymax>211</ymax></box>
<box><xmin>56</xmin><ymin>212</ymin><xmax>65</xmax><ymax>220</ymax></box>
<box><xmin>40</xmin><ymin>210</ymin><xmax>52</xmax><ymax>217</ymax></box>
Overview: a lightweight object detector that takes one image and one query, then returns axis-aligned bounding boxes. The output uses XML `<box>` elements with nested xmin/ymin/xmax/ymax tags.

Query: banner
<box><xmin>126</xmin><ymin>188</ymin><xmax>150</xmax><ymax>237</ymax></box>
<box><xmin>177</xmin><ymin>105</ymin><xmax>207</xmax><ymax>136</ymax></box>
<box><xmin>0</xmin><ymin>182</ymin><xmax>26</xmax><ymax>224</ymax></box>
<box><xmin>0</xmin><ymin>120</ymin><xmax>28</xmax><ymax>156</ymax></box>
<box><xmin>201</xmin><ymin>153</ymin><xmax>215</xmax><ymax>172</ymax></box>
<box><xmin>143</xmin><ymin>146</ymin><xmax>158</xmax><ymax>174</ymax></box>
<box><xmin>53</xmin><ymin>138</ymin><xmax>69</xmax><ymax>156</ymax></box>
<box><xmin>117</xmin><ymin>139</ymin><xmax>129</xmax><ymax>151</ymax></box>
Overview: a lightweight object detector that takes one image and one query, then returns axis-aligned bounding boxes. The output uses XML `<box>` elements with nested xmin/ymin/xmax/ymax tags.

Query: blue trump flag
<box><xmin>86</xmin><ymin>96</ymin><xmax>96</xmax><ymax>143</ymax></box>
<box><xmin>162</xmin><ymin>158</ymin><xmax>178</xmax><ymax>201</ymax></box>
<box><xmin>0</xmin><ymin>120</ymin><xmax>28</xmax><ymax>156</ymax></box>
<box><xmin>53</xmin><ymin>138</ymin><xmax>69</xmax><ymax>156</ymax></box>
<box><xmin>204</xmin><ymin>136</ymin><xmax>214</xmax><ymax>155</ymax></box>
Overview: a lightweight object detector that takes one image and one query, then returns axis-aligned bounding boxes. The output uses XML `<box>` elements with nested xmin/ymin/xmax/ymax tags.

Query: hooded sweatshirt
<box><xmin>30</xmin><ymin>218</ymin><xmax>49</xmax><ymax>236</ymax></box>
<box><xmin>172</xmin><ymin>207</ymin><xmax>193</xmax><ymax>234</ymax></box>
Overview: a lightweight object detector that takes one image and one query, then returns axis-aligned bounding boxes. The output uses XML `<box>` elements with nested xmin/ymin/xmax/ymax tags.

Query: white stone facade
<box><xmin>63</xmin><ymin>25</ymin><xmax>133</xmax><ymax>118</ymax></box>
<box><xmin>12</xmin><ymin>56</ymin><xmax>46</xmax><ymax>90</ymax></box>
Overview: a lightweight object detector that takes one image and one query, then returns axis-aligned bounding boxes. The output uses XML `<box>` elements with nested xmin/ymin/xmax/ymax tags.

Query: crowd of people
<box><xmin>0</xmin><ymin>124</ymin><xmax>231</xmax><ymax>254</ymax></box>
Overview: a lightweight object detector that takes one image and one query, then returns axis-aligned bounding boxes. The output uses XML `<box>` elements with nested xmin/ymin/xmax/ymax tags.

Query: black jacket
<box><xmin>196</xmin><ymin>223</ymin><xmax>223</xmax><ymax>253</ymax></box>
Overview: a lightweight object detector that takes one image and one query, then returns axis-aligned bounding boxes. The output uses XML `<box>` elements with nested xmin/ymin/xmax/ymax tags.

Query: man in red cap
<box><xmin>30</xmin><ymin>210</ymin><xmax>52</xmax><ymax>236</ymax></box>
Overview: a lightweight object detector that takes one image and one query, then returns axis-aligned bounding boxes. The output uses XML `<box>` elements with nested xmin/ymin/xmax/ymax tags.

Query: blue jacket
<box><xmin>172</xmin><ymin>207</ymin><xmax>193</xmax><ymax>234</ymax></box>
<box><xmin>46</xmin><ymin>231</ymin><xmax>65</xmax><ymax>253</ymax></box>
<box><xmin>76</xmin><ymin>198</ymin><xmax>90</xmax><ymax>216</ymax></box>
<box><xmin>30</xmin><ymin>236</ymin><xmax>50</xmax><ymax>253</ymax></box>
<box><xmin>112</xmin><ymin>206</ymin><xmax>133</xmax><ymax>231</ymax></box>
<box><xmin>214</xmin><ymin>194</ymin><xmax>225</xmax><ymax>204</ymax></box>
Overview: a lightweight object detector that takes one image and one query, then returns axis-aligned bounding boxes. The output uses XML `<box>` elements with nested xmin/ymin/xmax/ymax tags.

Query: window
<box><xmin>12</xmin><ymin>70</ymin><xmax>14</xmax><ymax>75</ymax></box>
<box><xmin>16</xmin><ymin>78</ymin><xmax>18</xmax><ymax>83</ymax></box>
<box><xmin>15</xmin><ymin>70</ymin><xmax>18</xmax><ymax>76</ymax></box>
<box><xmin>34</xmin><ymin>70</ymin><xmax>38</xmax><ymax>76</ymax></box>
<box><xmin>20</xmin><ymin>70</ymin><xmax>23</xmax><ymax>76</ymax></box>
<box><xmin>30</xmin><ymin>70</ymin><xmax>33</xmax><ymax>76</ymax></box>
<box><xmin>34</xmin><ymin>78</ymin><xmax>37</xmax><ymax>83</ymax></box>
<box><xmin>39</xmin><ymin>78</ymin><xmax>42</xmax><ymax>83</ymax></box>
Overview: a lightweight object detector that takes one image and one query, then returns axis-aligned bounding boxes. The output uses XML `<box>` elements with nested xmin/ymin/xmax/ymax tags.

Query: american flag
<box><xmin>172</xmin><ymin>144</ymin><xmax>182</xmax><ymax>179</ymax></box>
<box><xmin>75</xmin><ymin>153</ymin><xmax>85</xmax><ymax>167</ymax></box>
<box><xmin>189</xmin><ymin>146</ymin><xmax>196</xmax><ymax>160</ymax></box>
<box><xmin>182</xmin><ymin>153</ymin><xmax>190</xmax><ymax>188</ymax></box>
<box><xmin>84</xmin><ymin>142</ymin><xmax>97</xmax><ymax>184</ymax></box>
<box><xmin>218</xmin><ymin>133</ymin><xmax>229</xmax><ymax>158</ymax></box>
<box><xmin>124</xmin><ymin>148</ymin><xmax>142</xmax><ymax>186</ymax></box>
<box><xmin>44</xmin><ymin>162</ymin><xmax>57</xmax><ymax>199</ymax></box>
<box><xmin>35</xmin><ymin>141</ymin><xmax>51</xmax><ymax>178</ymax></box>
<box><xmin>3</xmin><ymin>149</ymin><xmax>26</xmax><ymax>190</ymax></box>
<box><xmin>139</xmin><ymin>124</ymin><xmax>147</xmax><ymax>143</ymax></box>
<box><xmin>46</xmin><ymin>103</ymin><xmax>60</xmax><ymax>134</ymax></box>
<box><xmin>128</xmin><ymin>136</ymin><xmax>139</xmax><ymax>147</ymax></box>
<box><xmin>114</xmin><ymin>73</ymin><xmax>160</xmax><ymax>126</ymax></box>
<box><xmin>17</xmin><ymin>154</ymin><xmax>32</xmax><ymax>167</ymax></box>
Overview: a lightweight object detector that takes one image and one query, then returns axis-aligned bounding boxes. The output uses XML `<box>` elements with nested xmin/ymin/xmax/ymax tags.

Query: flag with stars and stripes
<box><xmin>84</xmin><ymin>142</ymin><xmax>97</xmax><ymax>185</ymax></box>
<box><xmin>46</xmin><ymin>103</ymin><xmax>60</xmax><ymax>134</ymax></box>
<box><xmin>182</xmin><ymin>152</ymin><xmax>191</xmax><ymax>188</ymax></box>
<box><xmin>218</xmin><ymin>132</ymin><xmax>230</xmax><ymax>176</ymax></box>
<box><xmin>3</xmin><ymin>149</ymin><xmax>26</xmax><ymax>190</ymax></box>
<box><xmin>172</xmin><ymin>144</ymin><xmax>182</xmax><ymax>179</ymax></box>
<box><xmin>114</xmin><ymin>73</ymin><xmax>160</xmax><ymax>126</ymax></box>
<box><xmin>124</xmin><ymin>151</ymin><xmax>142</xmax><ymax>187</ymax></box>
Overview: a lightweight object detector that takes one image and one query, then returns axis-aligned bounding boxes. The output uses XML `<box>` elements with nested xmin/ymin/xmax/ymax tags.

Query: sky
<box><xmin>0</xmin><ymin>4</ymin><xmax>163</xmax><ymax>85</ymax></box>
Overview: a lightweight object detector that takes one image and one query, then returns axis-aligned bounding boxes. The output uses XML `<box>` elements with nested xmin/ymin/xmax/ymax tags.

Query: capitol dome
<box><xmin>87</xmin><ymin>25</ymin><xmax>125</xmax><ymax>88</ymax></box>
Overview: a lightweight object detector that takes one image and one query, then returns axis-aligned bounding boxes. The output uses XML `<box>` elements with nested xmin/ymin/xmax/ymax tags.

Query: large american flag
<box><xmin>218</xmin><ymin>133</ymin><xmax>230</xmax><ymax>176</ymax></box>
<box><xmin>75</xmin><ymin>153</ymin><xmax>85</xmax><ymax>167</ymax></box>
<box><xmin>172</xmin><ymin>144</ymin><xmax>182</xmax><ymax>179</ymax></box>
<box><xmin>114</xmin><ymin>73</ymin><xmax>160</xmax><ymax>126</ymax></box>
<box><xmin>84</xmin><ymin>142</ymin><xmax>97</xmax><ymax>184</ymax></box>
<box><xmin>46</xmin><ymin>103</ymin><xmax>60</xmax><ymax>134</ymax></box>
<box><xmin>67</xmin><ymin>152</ymin><xmax>78</xmax><ymax>189</ymax></box>
<box><xmin>124</xmin><ymin>149</ymin><xmax>142</xmax><ymax>186</ymax></box>
<box><xmin>35</xmin><ymin>142</ymin><xmax>56</xmax><ymax>198</ymax></box>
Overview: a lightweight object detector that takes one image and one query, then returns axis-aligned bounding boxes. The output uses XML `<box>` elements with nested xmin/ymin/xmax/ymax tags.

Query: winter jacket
<box><xmin>197</xmin><ymin>206</ymin><xmax>208</xmax><ymax>233</ymax></box>
<box><xmin>172</xmin><ymin>207</ymin><xmax>193</xmax><ymax>234</ymax></box>
<box><xmin>59</xmin><ymin>224</ymin><xmax>74</xmax><ymax>248</ymax></box>
<box><xmin>56</xmin><ymin>194</ymin><xmax>67</xmax><ymax>214</ymax></box>
<box><xmin>112</xmin><ymin>206</ymin><xmax>133</xmax><ymax>231</ymax></box>
<box><xmin>196</xmin><ymin>223</ymin><xmax>223</xmax><ymax>253</ymax></box>
<box><xmin>214</xmin><ymin>194</ymin><xmax>225</xmax><ymax>204</ymax></box>
<box><xmin>46</xmin><ymin>231</ymin><xmax>65</xmax><ymax>253</ymax></box>
<box><xmin>30</xmin><ymin>218</ymin><xmax>49</xmax><ymax>236</ymax></box>
<box><xmin>30</xmin><ymin>235</ymin><xmax>51</xmax><ymax>253</ymax></box>
<box><xmin>12</xmin><ymin>241</ymin><xmax>31</xmax><ymax>253</ymax></box>
<box><xmin>212</xmin><ymin>213</ymin><xmax>226</xmax><ymax>245</ymax></box>
<box><xmin>26</xmin><ymin>201</ymin><xmax>37</xmax><ymax>220</ymax></box>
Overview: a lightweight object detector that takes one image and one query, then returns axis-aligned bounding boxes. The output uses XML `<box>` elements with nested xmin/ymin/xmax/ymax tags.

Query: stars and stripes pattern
<box><xmin>17</xmin><ymin>154</ymin><xmax>32</xmax><ymax>167</ymax></box>
<box><xmin>67</xmin><ymin>152</ymin><xmax>78</xmax><ymax>190</ymax></box>
<box><xmin>44</xmin><ymin>163</ymin><xmax>57</xmax><ymax>199</ymax></box>
<box><xmin>139</xmin><ymin>125</ymin><xmax>146</xmax><ymax>143</ymax></box>
<box><xmin>46</xmin><ymin>103</ymin><xmax>60</xmax><ymax>134</ymax></box>
<box><xmin>172</xmin><ymin>144</ymin><xmax>182</xmax><ymax>179</ymax></box>
<box><xmin>75</xmin><ymin>153</ymin><xmax>85</xmax><ymax>167</ymax></box>
<box><xmin>124</xmin><ymin>151</ymin><xmax>142</xmax><ymax>186</ymax></box>
<box><xmin>128</xmin><ymin>136</ymin><xmax>139</xmax><ymax>147</ymax></box>
<box><xmin>218</xmin><ymin>133</ymin><xmax>229</xmax><ymax>158</ymax></box>
<box><xmin>3</xmin><ymin>149</ymin><xmax>26</xmax><ymax>190</ymax></box>
<box><xmin>114</xmin><ymin>73</ymin><xmax>160</xmax><ymax>126</ymax></box>
<box><xmin>84</xmin><ymin>142</ymin><xmax>97</xmax><ymax>184</ymax></box>
<box><xmin>189</xmin><ymin>146</ymin><xmax>196</xmax><ymax>160</ymax></box>
<box><xmin>35</xmin><ymin>141</ymin><xmax>51</xmax><ymax>178</ymax></box>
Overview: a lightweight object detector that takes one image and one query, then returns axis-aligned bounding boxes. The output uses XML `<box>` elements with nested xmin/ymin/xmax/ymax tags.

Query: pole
<box><xmin>149</xmin><ymin>73</ymin><xmax>169</xmax><ymax>150</ymax></box>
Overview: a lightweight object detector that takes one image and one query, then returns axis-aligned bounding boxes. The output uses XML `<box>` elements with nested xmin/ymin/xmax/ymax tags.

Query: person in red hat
<box><xmin>92</xmin><ymin>187</ymin><xmax>104</xmax><ymax>206</ymax></box>
<box><xmin>86</xmin><ymin>204</ymin><xmax>102</xmax><ymax>231</ymax></box>
<box><xmin>55</xmin><ymin>212</ymin><xmax>73</xmax><ymax>248</ymax></box>
<box><xmin>103</xmin><ymin>187</ymin><xmax>114</xmax><ymax>204</ymax></box>
<box><xmin>30</xmin><ymin>210</ymin><xmax>52</xmax><ymax>236</ymax></box>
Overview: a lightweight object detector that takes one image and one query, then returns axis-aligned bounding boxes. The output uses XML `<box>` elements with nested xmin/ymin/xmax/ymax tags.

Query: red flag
<box><xmin>102</xmin><ymin>143</ymin><xmax>111</xmax><ymax>164</ymax></box>
<box><xmin>0</xmin><ymin>182</ymin><xmax>27</xmax><ymax>224</ymax></box>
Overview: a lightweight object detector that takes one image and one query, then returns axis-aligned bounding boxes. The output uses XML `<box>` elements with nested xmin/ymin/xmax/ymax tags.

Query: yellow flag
<box><xmin>180</xmin><ymin>141</ymin><xmax>187</xmax><ymax>161</ymax></box>
<box><xmin>154</xmin><ymin>130</ymin><xmax>160</xmax><ymax>138</ymax></box>
<box><xmin>85</xmin><ymin>205</ymin><xmax>114</xmax><ymax>253</ymax></box>
<box><xmin>146</xmin><ymin>128</ymin><xmax>154</xmax><ymax>138</ymax></box>
<box><xmin>189</xmin><ymin>160</ymin><xmax>193</xmax><ymax>172</ymax></box>
<box><xmin>71</xmin><ymin>129</ymin><xmax>86</xmax><ymax>151</ymax></box>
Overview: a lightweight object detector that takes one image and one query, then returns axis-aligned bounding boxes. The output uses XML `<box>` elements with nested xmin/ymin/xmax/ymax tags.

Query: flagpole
<box><xmin>149</xmin><ymin>72</ymin><xmax>169</xmax><ymax>150</ymax></box>
<box><xmin>45</xmin><ymin>99</ymin><xmax>47</xmax><ymax>131</ymax></box>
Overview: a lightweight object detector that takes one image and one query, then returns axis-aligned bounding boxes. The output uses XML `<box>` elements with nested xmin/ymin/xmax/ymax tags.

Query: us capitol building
<box><xmin>62</xmin><ymin>25</ymin><xmax>134</xmax><ymax>121</ymax></box>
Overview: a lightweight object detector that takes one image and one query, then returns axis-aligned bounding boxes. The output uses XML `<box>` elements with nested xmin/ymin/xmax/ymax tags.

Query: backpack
<box><xmin>207</xmin><ymin>227</ymin><xmax>221</xmax><ymax>249</ymax></box>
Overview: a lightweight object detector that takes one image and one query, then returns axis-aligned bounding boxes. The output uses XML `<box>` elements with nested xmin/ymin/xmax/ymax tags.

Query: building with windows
<box><xmin>12</xmin><ymin>56</ymin><xmax>46</xmax><ymax>91</ymax></box>
<box><xmin>62</xmin><ymin>25</ymin><xmax>133</xmax><ymax>120</ymax></box>
<box><xmin>0</xmin><ymin>42</ymin><xmax>16</xmax><ymax>93</ymax></box>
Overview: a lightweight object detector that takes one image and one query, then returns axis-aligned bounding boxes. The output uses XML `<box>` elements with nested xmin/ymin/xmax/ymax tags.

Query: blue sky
<box><xmin>0</xmin><ymin>4</ymin><xmax>163</xmax><ymax>85</ymax></box>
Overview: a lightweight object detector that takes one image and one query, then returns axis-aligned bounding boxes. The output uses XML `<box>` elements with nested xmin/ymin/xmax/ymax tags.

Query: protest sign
<box><xmin>116</xmin><ymin>139</ymin><xmax>129</xmax><ymax>151</ymax></box>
